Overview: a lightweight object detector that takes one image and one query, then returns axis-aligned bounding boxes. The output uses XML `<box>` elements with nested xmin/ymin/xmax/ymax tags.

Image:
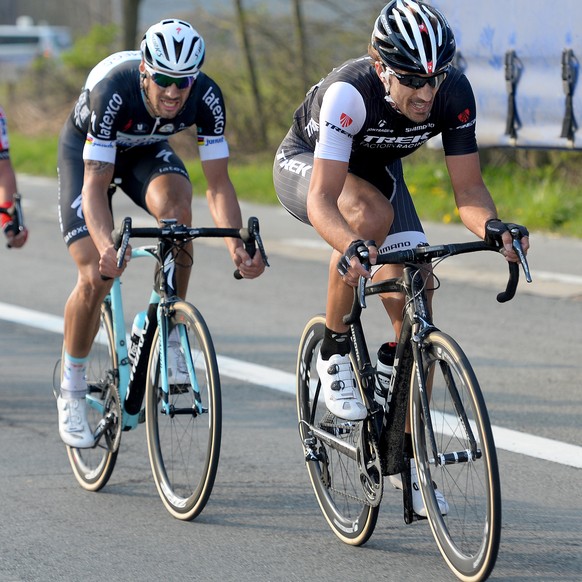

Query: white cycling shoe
<box><xmin>57</xmin><ymin>396</ymin><xmax>95</xmax><ymax>449</ymax></box>
<box><xmin>388</xmin><ymin>457</ymin><xmax>449</xmax><ymax>517</ymax></box>
<box><xmin>316</xmin><ymin>353</ymin><xmax>366</xmax><ymax>421</ymax></box>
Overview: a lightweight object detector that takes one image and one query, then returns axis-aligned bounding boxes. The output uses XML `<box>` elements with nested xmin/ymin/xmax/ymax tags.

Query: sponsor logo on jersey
<box><xmin>202</xmin><ymin>86</ymin><xmax>225</xmax><ymax>135</ymax></box>
<box><xmin>92</xmin><ymin>93</ymin><xmax>123</xmax><ymax>139</ymax></box>
<box><xmin>361</xmin><ymin>132</ymin><xmax>432</xmax><ymax>148</ymax></box>
<box><xmin>159</xmin><ymin>123</ymin><xmax>175</xmax><ymax>133</ymax></box>
<box><xmin>340</xmin><ymin>112</ymin><xmax>353</xmax><ymax>128</ymax></box>
<box><xmin>458</xmin><ymin>109</ymin><xmax>471</xmax><ymax>123</ymax></box>
<box><xmin>325</xmin><ymin>120</ymin><xmax>351</xmax><ymax>137</ymax></box>
<box><xmin>305</xmin><ymin>118</ymin><xmax>319</xmax><ymax>138</ymax></box>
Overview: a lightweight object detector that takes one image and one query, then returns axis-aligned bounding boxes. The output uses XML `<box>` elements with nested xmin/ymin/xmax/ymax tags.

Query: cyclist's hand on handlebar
<box><xmin>3</xmin><ymin>224</ymin><xmax>28</xmax><ymax>248</ymax></box>
<box><xmin>337</xmin><ymin>239</ymin><xmax>377</xmax><ymax>287</ymax></box>
<box><xmin>485</xmin><ymin>219</ymin><xmax>530</xmax><ymax>263</ymax></box>
<box><xmin>99</xmin><ymin>243</ymin><xmax>132</xmax><ymax>279</ymax></box>
<box><xmin>233</xmin><ymin>245</ymin><xmax>265</xmax><ymax>279</ymax></box>
<box><xmin>1</xmin><ymin>201</ymin><xmax>28</xmax><ymax>249</ymax></box>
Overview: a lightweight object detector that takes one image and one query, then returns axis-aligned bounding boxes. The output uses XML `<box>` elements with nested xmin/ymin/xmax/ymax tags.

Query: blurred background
<box><xmin>1</xmin><ymin>0</ymin><xmax>581</xmax><ymax>236</ymax></box>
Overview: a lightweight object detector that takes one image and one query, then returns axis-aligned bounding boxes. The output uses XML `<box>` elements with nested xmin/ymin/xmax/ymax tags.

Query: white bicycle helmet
<box><xmin>371</xmin><ymin>0</ymin><xmax>455</xmax><ymax>74</ymax></box>
<box><xmin>141</xmin><ymin>19</ymin><xmax>205</xmax><ymax>77</ymax></box>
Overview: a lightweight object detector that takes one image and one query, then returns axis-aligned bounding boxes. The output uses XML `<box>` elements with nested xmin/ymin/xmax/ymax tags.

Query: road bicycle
<box><xmin>53</xmin><ymin>215</ymin><xmax>268</xmax><ymax>520</ymax></box>
<box><xmin>296</xmin><ymin>231</ymin><xmax>531</xmax><ymax>581</ymax></box>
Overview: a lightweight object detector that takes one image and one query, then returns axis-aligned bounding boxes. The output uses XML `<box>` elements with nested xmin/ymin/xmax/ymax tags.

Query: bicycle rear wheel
<box><xmin>145</xmin><ymin>301</ymin><xmax>221</xmax><ymax>521</ymax></box>
<box><xmin>65</xmin><ymin>300</ymin><xmax>120</xmax><ymax>492</ymax></box>
<box><xmin>296</xmin><ymin>315</ymin><xmax>379</xmax><ymax>546</ymax></box>
<box><xmin>411</xmin><ymin>331</ymin><xmax>501</xmax><ymax>581</ymax></box>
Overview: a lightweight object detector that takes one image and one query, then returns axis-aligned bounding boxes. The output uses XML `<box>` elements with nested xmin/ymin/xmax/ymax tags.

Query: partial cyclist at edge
<box><xmin>0</xmin><ymin>106</ymin><xmax>28</xmax><ymax>248</ymax></box>
<box><xmin>273</xmin><ymin>0</ymin><xmax>529</xmax><ymax>517</ymax></box>
<box><xmin>56</xmin><ymin>18</ymin><xmax>266</xmax><ymax>449</ymax></box>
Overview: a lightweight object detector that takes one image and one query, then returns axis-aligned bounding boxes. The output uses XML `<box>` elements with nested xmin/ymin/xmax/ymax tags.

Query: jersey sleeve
<box><xmin>81</xmin><ymin>81</ymin><xmax>125</xmax><ymax>164</ymax></box>
<box><xmin>440</xmin><ymin>73</ymin><xmax>478</xmax><ymax>156</ymax></box>
<box><xmin>314</xmin><ymin>81</ymin><xmax>366</xmax><ymax>162</ymax></box>
<box><xmin>196</xmin><ymin>81</ymin><xmax>230</xmax><ymax>161</ymax></box>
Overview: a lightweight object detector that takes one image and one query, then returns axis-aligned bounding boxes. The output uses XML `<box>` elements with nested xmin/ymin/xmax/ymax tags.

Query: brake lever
<box><xmin>510</xmin><ymin>228</ymin><xmax>532</xmax><ymax>283</ymax></box>
<box><xmin>233</xmin><ymin>217</ymin><xmax>269</xmax><ymax>280</ymax></box>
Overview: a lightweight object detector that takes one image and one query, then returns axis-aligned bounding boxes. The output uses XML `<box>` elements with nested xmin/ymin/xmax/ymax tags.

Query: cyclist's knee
<box><xmin>338</xmin><ymin>189</ymin><xmax>393</xmax><ymax>241</ymax></box>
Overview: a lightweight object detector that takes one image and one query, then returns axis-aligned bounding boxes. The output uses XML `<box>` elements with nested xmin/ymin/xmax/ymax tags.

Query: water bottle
<box><xmin>374</xmin><ymin>341</ymin><xmax>397</xmax><ymax>406</ymax></box>
<box><xmin>128</xmin><ymin>310</ymin><xmax>146</xmax><ymax>364</ymax></box>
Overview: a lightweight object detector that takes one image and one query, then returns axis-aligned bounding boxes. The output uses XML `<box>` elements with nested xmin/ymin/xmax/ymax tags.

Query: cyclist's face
<box><xmin>140</xmin><ymin>63</ymin><xmax>193</xmax><ymax>119</ymax></box>
<box><xmin>375</xmin><ymin>62</ymin><xmax>441</xmax><ymax>124</ymax></box>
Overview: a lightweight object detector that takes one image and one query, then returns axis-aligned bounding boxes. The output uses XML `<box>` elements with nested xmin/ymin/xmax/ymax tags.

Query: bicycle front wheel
<box><xmin>411</xmin><ymin>331</ymin><xmax>501</xmax><ymax>582</ymax></box>
<box><xmin>65</xmin><ymin>300</ymin><xmax>120</xmax><ymax>491</ymax></box>
<box><xmin>296</xmin><ymin>315</ymin><xmax>379</xmax><ymax>546</ymax></box>
<box><xmin>145</xmin><ymin>301</ymin><xmax>221</xmax><ymax>521</ymax></box>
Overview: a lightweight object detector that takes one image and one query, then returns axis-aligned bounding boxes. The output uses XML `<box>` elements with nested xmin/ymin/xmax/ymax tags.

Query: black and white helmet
<box><xmin>141</xmin><ymin>19</ymin><xmax>205</xmax><ymax>77</ymax></box>
<box><xmin>371</xmin><ymin>0</ymin><xmax>455</xmax><ymax>74</ymax></box>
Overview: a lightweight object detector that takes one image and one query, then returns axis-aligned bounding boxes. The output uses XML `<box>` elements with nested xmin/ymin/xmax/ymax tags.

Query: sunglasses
<box><xmin>149</xmin><ymin>71</ymin><xmax>196</xmax><ymax>90</ymax></box>
<box><xmin>386</xmin><ymin>67</ymin><xmax>449</xmax><ymax>90</ymax></box>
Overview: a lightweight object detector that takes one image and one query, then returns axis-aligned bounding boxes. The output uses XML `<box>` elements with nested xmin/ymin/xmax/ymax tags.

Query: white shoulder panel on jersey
<box><xmin>314</xmin><ymin>81</ymin><xmax>366</xmax><ymax>162</ymax></box>
<box><xmin>85</xmin><ymin>51</ymin><xmax>141</xmax><ymax>91</ymax></box>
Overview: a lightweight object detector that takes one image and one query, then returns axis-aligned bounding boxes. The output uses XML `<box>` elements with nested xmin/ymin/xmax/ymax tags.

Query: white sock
<box><xmin>61</xmin><ymin>352</ymin><xmax>88</xmax><ymax>400</ymax></box>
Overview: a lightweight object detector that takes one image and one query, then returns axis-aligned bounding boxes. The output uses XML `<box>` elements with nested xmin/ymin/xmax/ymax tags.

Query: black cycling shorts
<box><xmin>57</xmin><ymin>127</ymin><xmax>190</xmax><ymax>247</ymax></box>
<box><xmin>273</xmin><ymin>129</ymin><xmax>427</xmax><ymax>255</ymax></box>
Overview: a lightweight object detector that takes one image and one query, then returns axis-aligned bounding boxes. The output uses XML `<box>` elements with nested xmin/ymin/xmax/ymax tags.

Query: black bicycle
<box><xmin>296</xmin><ymin>231</ymin><xmax>531</xmax><ymax>581</ymax></box>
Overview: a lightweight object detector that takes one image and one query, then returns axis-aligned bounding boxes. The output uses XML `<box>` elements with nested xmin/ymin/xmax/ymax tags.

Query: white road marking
<box><xmin>1</xmin><ymin>301</ymin><xmax>580</xmax><ymax>469</ymax></box>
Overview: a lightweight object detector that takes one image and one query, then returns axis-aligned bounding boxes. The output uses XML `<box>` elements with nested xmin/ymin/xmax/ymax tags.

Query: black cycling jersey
<box><xmin>291</xmin><ymin>55</ymin><xmax>476</xmax><ymax>164</ymax></box>
<box><xmin>58</xmin><ymin>51</ymin><xmax>230</xmax><ymax>246</ymax></box>
<box><xmin>273</xmin><ymin>55</ymin><xmax>479</xmax><ymax>253</ymax></box>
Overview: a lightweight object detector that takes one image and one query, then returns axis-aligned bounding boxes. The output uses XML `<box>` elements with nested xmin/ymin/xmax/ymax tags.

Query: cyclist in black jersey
<box><xmin>0</xmin><ymin>106</ymin><xmax>28</xmax><ymax>248</ymax></box>
<box><xmin>273</xmin><ymin>0</ymin><xmax>529</xmax><ymax>515</ymax></box>
<box><xmin>56</xmin><ymin>19</ymin><xmax>265</xmax><ymax>448</ymax></box>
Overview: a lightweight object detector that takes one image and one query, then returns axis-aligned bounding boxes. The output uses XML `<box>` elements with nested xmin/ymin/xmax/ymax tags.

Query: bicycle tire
<box><xmin>410</xmin><ymin>331</ymin><xmax>501</xmax><ymax>582</ymax></box>
<box><xmin>65</xmin><ymin>301</ymin><xmax>120</xmax><ymax>492</ymax></box>
<box><xmin>145</xmin><ymin>301</ymin><xmax>221</xmax><ymax>521</ymax></box>
<box><xmin>296</xmin><ymin>315</ymin><xmax>379</xmax><ymax>545</ymax></box>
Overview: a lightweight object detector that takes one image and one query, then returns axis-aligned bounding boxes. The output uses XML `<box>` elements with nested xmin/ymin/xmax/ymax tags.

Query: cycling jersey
<box><xmin>273</xmin><ymin>55</ymin><xmax>478</xmax><ymax>254</ymax></box>
<box><xmin>58</xmin><ymin>51</ymin><xmax>231</xmax><ymax>246</ymax></box>
<box><xmin>0</xmin><ymin>107</ymin><xmax>10</xmax><ymax>161</ymax></box>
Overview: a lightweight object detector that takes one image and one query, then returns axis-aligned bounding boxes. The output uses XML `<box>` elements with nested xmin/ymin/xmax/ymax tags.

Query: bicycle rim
<box><xmin>145</xmin><ymin>301</ymin><xmax>221</xmax><ymax>521</ymax></box>
<box><xmin>296</xmin><ymin>315</ymin><xmax>379</xmax><ymax>545</ymax></box>
<box><xmin>66</xmin><ymin>302</ymin><xmax>120</xmax><ymax>492</ymax></box>
<box><xmin>411</xmin><ymin>331</ymin><xmax>501</xmax><ymax>581</ymax></box>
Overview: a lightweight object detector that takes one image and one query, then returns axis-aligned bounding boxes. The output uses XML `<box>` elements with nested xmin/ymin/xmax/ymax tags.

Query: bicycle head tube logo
<box><xmin>163</xmin><ymin>255</ymin><xmax>176</xmax><ymax>295</ymax></box>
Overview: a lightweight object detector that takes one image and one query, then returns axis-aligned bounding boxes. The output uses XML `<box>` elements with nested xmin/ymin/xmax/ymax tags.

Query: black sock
<box><xmin>320</xmin><ymin>326</ymin><xmax>351</xmax><ymax>359</ymax></box>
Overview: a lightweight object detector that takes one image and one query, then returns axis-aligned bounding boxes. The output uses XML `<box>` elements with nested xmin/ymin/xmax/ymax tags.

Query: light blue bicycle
<box><xmin>54</xmin><ymin>216</ymin><xmax>268</xmax><ymax>520</ymax></box>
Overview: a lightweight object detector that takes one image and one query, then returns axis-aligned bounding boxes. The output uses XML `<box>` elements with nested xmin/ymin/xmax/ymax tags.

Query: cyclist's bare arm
<box><xmin>202</xmin><ymin>156</ymin><xmax>265</xmax><ymax>279</ymax></box>
<box><xmin>446</xmin><ymin>152</ymin><xmax>529</xmax><ymax>261</ymax></box>
<box><xmin>82</xmin><ymin>159</ymin><xmax>128</xmax><ymax>278</ymax></box>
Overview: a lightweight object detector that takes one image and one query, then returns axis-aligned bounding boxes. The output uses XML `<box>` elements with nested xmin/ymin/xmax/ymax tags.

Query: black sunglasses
<box><xmin>149</xmin><ymin>71</ymin><xmax>196</xmax><ymax>90</ymax></box>
<box><xmin>386</xmin><ymin>67</ymin><xmax>449</xmax><ymax>90</ymax></box>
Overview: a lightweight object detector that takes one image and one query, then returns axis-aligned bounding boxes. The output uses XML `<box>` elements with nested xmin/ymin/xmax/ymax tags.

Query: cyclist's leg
<box><xmin>275</xmin><ymin>145</ymin><xmax>393</xmax><ymax>335</ymax></box>
<box><xmin>57</xmin><ymin>132</ymin><xmax>114</xmax><ymax>447</ymax></box>
<box><xmin>115</xmin><ymin>143</ymin><xmax>192</xmax><ymax>298</ymax></box>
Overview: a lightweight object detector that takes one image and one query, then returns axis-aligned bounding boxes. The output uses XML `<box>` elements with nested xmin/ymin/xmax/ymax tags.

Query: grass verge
<box><xmin>9</xmin><ymin>133</ymin><xmax>581</xmax><ymax>238</ymax></box>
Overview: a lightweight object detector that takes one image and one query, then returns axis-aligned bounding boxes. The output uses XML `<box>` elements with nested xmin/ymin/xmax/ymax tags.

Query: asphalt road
<box><xmin>0</xmin><ymin>176</ymin><xmax>581</xmax><ymax>581</ymax></box>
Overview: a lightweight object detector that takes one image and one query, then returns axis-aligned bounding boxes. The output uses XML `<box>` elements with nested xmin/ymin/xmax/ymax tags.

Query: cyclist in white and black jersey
<box><xmin>56</xmin><ymin>19</ymin><xmax>265</xmax><ymax>449</ymax></box>
<box><xmin>273</xmin><ymin>0</ymin><xmax>529</xmax><ymax>516</ymax></box>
